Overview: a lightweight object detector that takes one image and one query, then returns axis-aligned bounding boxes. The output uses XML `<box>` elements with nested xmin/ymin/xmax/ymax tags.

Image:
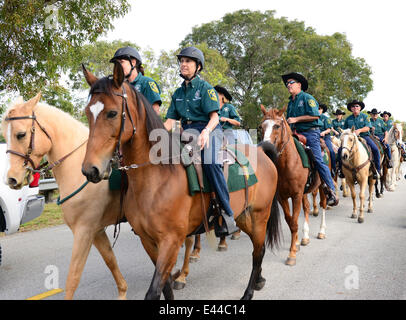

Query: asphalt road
<box><xmin>1</xmin><ymin>165</ymin><xmax>406</xmax><ymax>301</ymax></box>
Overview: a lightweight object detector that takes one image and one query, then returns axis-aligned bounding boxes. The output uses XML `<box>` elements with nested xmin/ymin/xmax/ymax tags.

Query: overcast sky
<box><xmin>104</xmin><ymin>0</ymin><xmax>406</xmax><ymax>121</ymax></box>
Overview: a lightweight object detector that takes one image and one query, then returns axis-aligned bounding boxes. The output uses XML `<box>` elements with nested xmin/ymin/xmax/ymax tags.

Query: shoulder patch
<box><xmin>308</xmin><ymin>99</ymin><xmax>317</xmax><ymax>107</ymax></box>
<box><xmin>208</xmin><ymin>89</ymin><xmax>218</xmax><ymax>102</ymax></box>
<box><xmin>149</xmin><ymin>81</ymin><xmax>159</xmax><ymax>94</ymax></box>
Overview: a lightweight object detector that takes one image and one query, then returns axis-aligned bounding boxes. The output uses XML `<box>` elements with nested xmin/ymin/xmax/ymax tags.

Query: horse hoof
<box><xmin>189</xmin><ymin>256</ymin><xmax>199</xmax><ymax>263</ymax></box>
<box><xmin>301</xmin><ymin>238</ymin><xmax>310</xmax><ymax>246</ymax></box>
<box><xmin>312</xmin><ymin>212</ymin><xmax>319</xmax><ymax>217</ymax></box>
<box><xmin>173</xmin><ymin>281</ymin><xmax>186</xmax><ymax>290</ymax></box>
<box><xmin>285</xmin><ymin>257</ymin><xmax>296</xmax><ymax>266</ymax></box>
<box><xmin>254</xmin><ymin>278</ymin><xmax>266</xmax><ymax>291</ymax></box>
<box><xmin>217</xmin><ymin>245</ymin><xmax>227</xmax><ymax>252</ymax></box>
<box><xmin>231</xmin><ymin>233</ymin><xmax>240</xmax><ymax>240</ymax></box>
<box><xmin>317</xmin><ymin>233</ymin><xmax>325</xmax><ymax>240</ymax></box>
<box><xmin>376</xmin><ymin>194</ymin><xmax>381</xmax><ymax>198</ymax></box>
<box><xmin>358</xmin><ymin>217</ymin><xmax>364</xmax><ymax>223</ymax></box>
<box><xmin>368</xmin><ymin>208</ymin><xmax>373</xmax><ymax>213</ymax></box>
<box><xmin>351</xmin><ymin>214</ymin><xmax>357</xmax><ymax>219</ymax></box>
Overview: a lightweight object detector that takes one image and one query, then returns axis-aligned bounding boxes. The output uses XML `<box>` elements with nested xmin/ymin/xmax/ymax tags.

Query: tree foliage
<box><xmin>0</xmin><ymin>0</ymin><xmax>130</xmax><ymax>98</ymax></box>
<box><xmin>182</xmin><ymin>9</ymin><xmax>373</xmax><ymax>128</ymax></box>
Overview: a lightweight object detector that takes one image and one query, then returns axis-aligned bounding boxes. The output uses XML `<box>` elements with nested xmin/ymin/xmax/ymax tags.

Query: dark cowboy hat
<box><xmin>380</xmin><ymin>111</ymin><xmax>392</xmax><ymax>117</ymax></box>
<box><xmin>281</xmin><ymin>72</ymin><xmax>308</xmax><ymax>92</ymax></box>
<box><xmin>319</xmin><ymin>104</ymin><xmax>328</xmax><ymax>113</ymax></box>
<box><xmin>332</xmin><ymin>109</ymin><xmax>345</xmax><ymax>116</ymax></box>
<box><xmin>347</xmin><ymin>100</ymin><xmax>365</xmax><ymax>112</ymax></box>
<box><xmin>214</xmin><ymin>85</ymin><xmax>232</xmax><ymax>101</ymax></box>
<box><xmin>367</xmin><ymin>108</ymin><xmax>380</xmax><ymax>115</ymax></box>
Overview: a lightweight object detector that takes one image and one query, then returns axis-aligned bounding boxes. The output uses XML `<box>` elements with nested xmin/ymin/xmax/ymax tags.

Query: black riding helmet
<box><xmin>110</xmin><ymin>46</ymin><xmax>142</xmax><ymax>79</ymax></box>
<box><xmin>176</xmin><ymin>46</ymin><xmax>205</xmax><ymax>80</ymax></box>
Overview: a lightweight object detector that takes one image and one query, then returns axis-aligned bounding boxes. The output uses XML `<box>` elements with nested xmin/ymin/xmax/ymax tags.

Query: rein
<box><xmin>341</xmin><ymin>133</ymin><xmax>370</xmax><ymax>181</ymax></box>
<box><xmin>261</xmin><ymin>116</ymin><xmax>291</xmax><ymax>158</ymax></box>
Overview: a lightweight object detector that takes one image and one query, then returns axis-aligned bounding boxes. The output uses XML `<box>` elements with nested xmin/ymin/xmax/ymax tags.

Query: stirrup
<box><xmin>217</xmin><ymin>211</ymin><xmax>239</xmax><ymax>236</ymax></box>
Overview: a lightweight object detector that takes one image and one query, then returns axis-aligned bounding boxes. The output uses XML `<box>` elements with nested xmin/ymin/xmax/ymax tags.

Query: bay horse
<box><xmin>1</xmin><ymin>94</ymin><xmax>128</xmax><ymax>299</ymax></box>
<box><xmin>340</xmin><ymin>128</ymin><xmax>376</xmax><ymax>223</ymax></box>
<box><xmin>260</xmin><ymin>105</ymin><xmax>329</xmax><ymax>266</ymax></box>
<box><xmin>385</xmin><ymin>123</ymin><xmax>403</xmax><ymax>191</ymax></box>
<box><xmin>81</xmin><ymin>63</ymin><xmax>281</xmax><ymax>300</ymax></box>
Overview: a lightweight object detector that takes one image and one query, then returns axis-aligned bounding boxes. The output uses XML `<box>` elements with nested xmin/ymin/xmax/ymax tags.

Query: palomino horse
<box><xmin>386</xmin><ymin>123</ymin><xmax>403</xmax><ymax>191</ymax></box>
<box><xmin>81</xmin><ymin>63</ymin><xmax>281</xmax><ymax>300</ymax></box>
<box><xmin>260</xmin><ymin>105</ymin><xmax>329</xmax><ymax>266</ymax></box>
<box><xmin>340</xmin><ymin>128</ymin><xmax>376</xmax><ymax>223</ymax></box>
<box><xmin>1</xmin><ymin>94</ymin><xmax>128</xmax><ymax>299</ymax></box>
<box><xmin>331</xmin><ymin>135</ymin><xmax>350</xmax><ymax>198</ymax></box>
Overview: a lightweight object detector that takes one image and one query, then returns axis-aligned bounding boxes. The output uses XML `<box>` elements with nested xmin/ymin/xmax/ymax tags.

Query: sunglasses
<box><xmin>286</xmin><ymin>80</ymin><xmax>297</xmax><ymax>86</ymax></box>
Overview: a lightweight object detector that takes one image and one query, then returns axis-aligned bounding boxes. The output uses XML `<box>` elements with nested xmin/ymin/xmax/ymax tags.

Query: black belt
<box><xmin>181</xmin><ymin>120</ymin><xmax>207</xmax><ymax>126</ymax></box>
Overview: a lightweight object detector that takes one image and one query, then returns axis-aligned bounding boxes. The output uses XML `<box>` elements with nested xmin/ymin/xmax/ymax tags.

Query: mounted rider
<box><xmin>331</xmin><ymin>109</ymin><xmax>346</xmax><ymax>136</ymax></box>
<box><xmin>281</xmin><ymin>72</ymin><xmax>338</xmax><ymax>207</ymax></box>
<box><xmin>164</xmin><ymin>46</ymin><xmax>239</xmax><ymax>236</ymax></box>
<box><xmin>110</xmin><ymin>46</ymin><xmax>162</xmax><ymax>115</ymax></box>
<box><xmin>318</xmin><ymin>103</ymin><xmax>336</xmax><ymax>178</ymax></box>
<box><xmin>337</xmin><ymin>100</ymin><xmax>381</xmax><ymax>179</ymax></box>
<box><xmin>367</xmin><ymin>108</ymin><xmax>393</xmax><ymax>168</ymax></box>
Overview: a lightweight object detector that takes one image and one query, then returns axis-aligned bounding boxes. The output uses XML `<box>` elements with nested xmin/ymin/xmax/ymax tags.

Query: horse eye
<box><xmin>16</xmin><ymin>132</ymin><xmax>26</xmax><ymax>140</ymax></box>
<box><xmin>273</xmin><ymin>124</ymin><xmax>280</xmax><ymax>129</ymax></box>
<box><xmin>107</xmin><ymin>111</ymin><xmax>118</xmax><ymax>119</ymax></box>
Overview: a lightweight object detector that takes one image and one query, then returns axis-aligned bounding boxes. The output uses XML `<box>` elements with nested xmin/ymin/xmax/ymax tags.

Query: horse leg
<box><xmin>189</xmin><ymin>234</ymin><xmax>201</xmax><ymax>263</ymax></box>
<box><xmin>342</xmin><ymin>178</ymin><xmax>349</xmax><ymax>197</ymax></box>
<box><xmin>301</xmin><ymin>195</ymin><xmax>310</xmax><ymax>246</ymax></box>
<box><xmin>348</xmin><ymin>183</ymin><xmax>358</xmax><ymax>219</ymax></box>
<box><xmin>282</xmin><ymin>196</ymin><xmax>301</xmax><ymax>266</ymax></box>
<box><xmin>64</xmin><ymin>228</ymin><xmax>94</xmax><ymax>299</ymax></box>
<box><xmin>241</xmin><ymin>213</ymin><xmax>268</xmax><ymax>300</ymax></box>
<box><xmin>92</xmin><ymin>229</ymin><xmax>127</xmax><ymax>300</ymax></box>
<box><xmin>367</xmin><ymin>177</ymin><xmax>375</xmax><ymax>213</ymax></box>
<box><xmin>317</xmin><ymin>186</ymin><xmax>327</xmax><ymax>240</ymax></box>
<box><xmin>311</xmin><ymin>189</ymin><xmax>319</xmax><ymax>217</ymax></box>
<box><xmin>358</xmin><ymin>179</ymin><xmax>367</xmax><ymax>223</ymax></box>
<box><xmin>173</xmin><ymin>235</ymin><xmax>194</xmax><ymax>290</ymax></box>
<box><xmin>217</xmin><ymin>235</ymin><xmax>228</xmax><ymax>252</ymax></box>
<box><xmin>144</xmin><ymin>239</ymin><xmax>182</xmax><ymax>300</ymax></box>
<box><xmin>374</xmin><ymin>179</ymin><xmax>380</xmax><ymax>199</ymax></box>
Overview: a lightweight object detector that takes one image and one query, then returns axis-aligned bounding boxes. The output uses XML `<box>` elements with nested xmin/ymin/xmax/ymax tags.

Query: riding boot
<box><xmin>321</xmin><ymin>183</ymin><xmax>339</xmax><ymax>207</ymax></box>
<box><xmin>387</xmin><ymin>158</ymin><xmax>393</xmax><ymax>168</ymax></box>
<box><xmin>217</xmin><ymin>210</ymin><xmax>240</xmax><ymax>236</ymax></box>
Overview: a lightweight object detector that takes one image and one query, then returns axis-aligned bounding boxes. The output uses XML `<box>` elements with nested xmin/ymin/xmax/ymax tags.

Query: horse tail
<box><xmin>266</xmin><ymin>190</ymin><xmax>282</xmax><ymax>250</ymax></box>
<box><xmin>258</xmin><ymin>141</ymin><xmax>282</xmax><ymax>250</ymax></box>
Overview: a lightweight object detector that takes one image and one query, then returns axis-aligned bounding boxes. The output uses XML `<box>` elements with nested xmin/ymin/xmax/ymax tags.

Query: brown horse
<box><xmin>260</xmin><ymin>105</ymin><xmax>330</xmax><ymax>266</ymax></box>
<box><xmin>80</xmin><ymin>63</ymin><xmax>281</xmax><ymax>300</ymax></box>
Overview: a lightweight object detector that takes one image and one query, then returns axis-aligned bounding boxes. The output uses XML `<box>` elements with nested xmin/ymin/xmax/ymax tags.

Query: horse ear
<box><xmin>260</xmin><ymin>104</ymin><xmax>267</xmax><ymax>115</ymax></box>
<box><xmin>82</xmin><ymin>63</ymin><xmax>98</xmax><ymax>87</ymax></box>
<box><xmin>351</xmin><ymin>126</ymin><xmax>355</xmax><ymax>133</ymax></box>
<box><xmin>338</xmin><ymin>128</ymin><xmax>343</xmax><ymax>133</ymax></box>
<box><xmin>25</xmin><ymin>92</ymin><xmax>41</xmax><ymax>111</ymax></box>
<box><xmin>278</xmin><ymin>105</ymin><xmax>288</xmax><ymax>116</ymax></box>
<box><xmin>112</xmin><ymin>61</ymin><xmax>125</xmax><ymax>89</ymax></box>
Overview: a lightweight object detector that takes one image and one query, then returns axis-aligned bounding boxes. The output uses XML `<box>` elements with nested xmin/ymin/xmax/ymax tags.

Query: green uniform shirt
<box><xmin>370</xmin><ymin>118</ymin><xmax>385</xmax><ymax>136</ymax></box>
<box><xmin>332</xmin><ymin>118</ymin><xmax>345</xmax><ymax>132</ymax></box>
<box><xmin>383</xmin><ymin>119</ymin><xmax>393</xmax><ymax>132</ymax></box>
<box><xmin>130</xmin><ymin>73</ymin><xmax>162</xmax><ymax>106</ymax></box>
<box><xmin>166</xmin><ymin>76</ymin><xmax>219</xmax><ymax>124</ymax></box>
<box><xmin>286</xmin><ymin>91</ymin><xmax>322</xmax><ymax>132</ymax></box>
<box><xmin>320</xmin><ymin>114</ymin><xmax>332</xmax><ymax>132</ymax></box>
<box><xmin>343</xmin><ymin>113</ymin><xmax>371</xmax><ymax>137</ymax></box>
<box><xmin>219</xmin><ymin>103</ymin><xmax>241</xmax><ymax>130</ymax></box>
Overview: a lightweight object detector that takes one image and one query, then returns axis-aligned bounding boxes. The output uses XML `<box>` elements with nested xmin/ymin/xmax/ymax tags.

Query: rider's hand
<box><xmin>198</xmin><ymin>128</ymin><xmax>210</xmax><ymax>150</ymax></box>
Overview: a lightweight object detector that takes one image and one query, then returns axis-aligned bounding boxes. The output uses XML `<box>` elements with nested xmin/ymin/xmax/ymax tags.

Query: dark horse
<box><xmin>81</xmin><ymin>63</ymin><xmax>281</xmax><ymax>300</ymax></box>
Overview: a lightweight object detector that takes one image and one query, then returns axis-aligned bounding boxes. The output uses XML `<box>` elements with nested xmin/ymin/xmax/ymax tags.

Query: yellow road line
<box><xmin>26</xmin><ymin>288</ymin><xmax>64</xmax><ymax>300</ymax></box>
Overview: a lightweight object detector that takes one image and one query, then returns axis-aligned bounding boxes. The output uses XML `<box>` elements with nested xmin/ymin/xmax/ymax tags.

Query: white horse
<box><xmin>340</xmin><ymin>129</ymin><xmax>376</xmax><ymax>223</ymax></box>
<box><xmin>386</xmin><ymin>123</ymin><xmax>403</xmax><ymax>191</ymax></box>
<box><xmin>1</xmin><ymin>93</ymin><xmax>127</xmax><ymax>299</ymax></box>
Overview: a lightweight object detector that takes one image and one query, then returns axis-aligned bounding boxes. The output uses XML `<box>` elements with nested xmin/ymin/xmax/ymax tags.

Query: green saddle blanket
<box><xmin>186</xmin><ymin>146</ymin><xmax>258</xmax><ymax>196</ymax></box>
<box><xmin>293</xmin><ymin>137</ymin><xmax>329</xmax><ymax>169</ymax></box>
<box><xmin>108</xmin><ymin>147</ymin><xmax>259</xmax><ymax>194</ymax></box>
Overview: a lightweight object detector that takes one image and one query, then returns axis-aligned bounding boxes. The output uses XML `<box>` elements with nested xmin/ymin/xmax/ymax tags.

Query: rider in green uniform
<box><xmin>368</xmin><ymin>108</ymin><xmax>392</xmax><ymax>168</ymax></box>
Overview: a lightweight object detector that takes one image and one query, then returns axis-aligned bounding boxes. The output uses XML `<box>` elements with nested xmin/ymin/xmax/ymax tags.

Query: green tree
<box><xmin>182</xmin><ymin>9</ymin><xmax>373</xmax><ymax>128</ymax></box>
<box><xmin>0</xmin><ymin>0</ymin><xmax>130</xmax><ymax>98</ymax></box>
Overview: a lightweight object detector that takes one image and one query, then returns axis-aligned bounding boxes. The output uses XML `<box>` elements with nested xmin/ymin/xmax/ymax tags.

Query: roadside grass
<box><xmin>18</xmin><ymin>203</ymin><xmax>64</xmax><ymax>232</ymax></box>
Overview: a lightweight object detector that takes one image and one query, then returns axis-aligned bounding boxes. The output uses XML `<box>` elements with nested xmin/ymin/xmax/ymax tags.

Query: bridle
<box><xmin>340</xmin><ymin>132</ymin><xmax>357</xmax><ymax>157</ymax></box>
<box><xmin>5</xmin><ymin>111</ymin><xmax>52</xmax><ymax>171</ymax></box>
<box><xmin>261</xmin><ymin>116</ymin><xmax>291</xmax><ymax>158</ymax></box>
